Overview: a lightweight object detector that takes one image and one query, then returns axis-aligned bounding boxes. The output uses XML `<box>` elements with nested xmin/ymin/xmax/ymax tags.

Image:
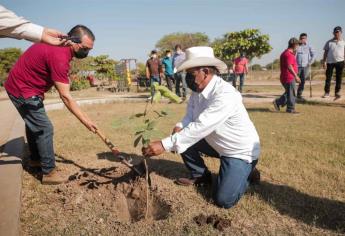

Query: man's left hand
<box><xmin>41</xmin><ymin>28</ymin><xmax>68</xmax><ymax>46</ymax></box>
<box><xmin>142</xmin><ymin>141</ymin><xmax>165</xmax><ymax>157</ymax></box>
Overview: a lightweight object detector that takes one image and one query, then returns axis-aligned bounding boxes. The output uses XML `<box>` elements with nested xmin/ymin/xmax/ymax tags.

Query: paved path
<box><xmin>0</xmin><ymin>98</ymin><xmax>25</xmax><ymax>236</ymax></box>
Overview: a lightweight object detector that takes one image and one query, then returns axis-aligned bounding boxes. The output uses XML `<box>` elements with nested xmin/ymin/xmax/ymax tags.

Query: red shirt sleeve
<box><xmin>48</xmin><ymin>50</ymin><xmax>70</xmax><ymax>84</ymax></box>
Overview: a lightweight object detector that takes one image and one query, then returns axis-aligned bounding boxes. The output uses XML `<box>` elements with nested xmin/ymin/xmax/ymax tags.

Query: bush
<box><xmin>70</xmin><ymin>76</ymin><xmax>90</xmax><ymax>91</ymax></box>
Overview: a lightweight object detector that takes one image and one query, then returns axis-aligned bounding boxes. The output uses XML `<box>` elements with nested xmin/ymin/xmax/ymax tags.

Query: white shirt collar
<box><xmin>201</xmin><ymin>75</ymin><xmax>218</xmax><ymax>99</ymax></box>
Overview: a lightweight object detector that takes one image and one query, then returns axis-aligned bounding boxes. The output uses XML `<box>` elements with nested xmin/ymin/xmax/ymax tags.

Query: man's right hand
<box><xmin>295</xmin><ymin>76</ymin><xmax>301</xmax><ymax>84</ymax></box>
<box><xmin>323</xmin><ymin>62</ymin><xmax>327</xmax><ymax>70</ymax></box>
<box><xmin>84</xmin><ymin>120</ymin><xmax>98</xmax><ymax>133</ymax></box>
<box><xmin>172</xmin><ymin>126</ymin><xmax>182</xmax><ymax>135</ymax></box>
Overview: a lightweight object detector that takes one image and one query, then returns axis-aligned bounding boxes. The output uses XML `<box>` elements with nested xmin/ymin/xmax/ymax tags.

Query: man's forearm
<box><xmin>323</xmin><ymin>51</ymin><xmax>327</xmax><ymax>63</ymax></box>
<box><xmin>60</xmin><ymin>95</ymin><xmax>89</xmax><ymax>125</ymax></box>
<box><xmin>288</xmin><ymin>65</ymin><xmax>298</xmax><ymax>78</ymax></box>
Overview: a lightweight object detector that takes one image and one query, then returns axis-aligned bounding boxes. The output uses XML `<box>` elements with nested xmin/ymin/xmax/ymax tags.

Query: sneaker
<box><xmin>334</xmin><ymin>93</ymin><xmax>341</xmax><ymax>100</ymax></box>
<box><xmin>287</xmin><ymin>110</ymin><xmax>300</xmax><ymax>115</ymax></box>
<box><xmin>175</xmin><ymin>171</ymin><xmax>212</xmax><ymax>186</ymax></box>
<box><xmin>322</xmin><ymin>93</ymin><xmax>330</xmax><ymax>98</ymax></box>
<box><xmin>273</xmin><ymin>100</ymin><xmax>280</xmax><ymax>111</ymax></box>
<box><xmin>42</xmin><ymin>168</ymin><xmax>67</xmax><ymax>185</ymax></box>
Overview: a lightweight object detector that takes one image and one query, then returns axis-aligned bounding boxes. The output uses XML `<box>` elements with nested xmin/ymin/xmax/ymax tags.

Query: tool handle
<box><xmin>95</xmin><ymin>129</ymin><xmax>120</xmax><ymax>154</ymax></box>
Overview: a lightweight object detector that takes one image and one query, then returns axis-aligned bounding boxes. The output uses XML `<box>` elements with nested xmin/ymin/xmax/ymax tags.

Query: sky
<box><xmin>1</xmin><ymin>0</ymin><xmax>345</xmax><ymax>65</ymax></box>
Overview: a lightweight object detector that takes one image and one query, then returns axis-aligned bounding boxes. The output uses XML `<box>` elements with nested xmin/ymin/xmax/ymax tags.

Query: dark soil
<box><xmin>194</xmin><ymin>214</ymin><xmax>231</xmax><ymax>231</ymax></box>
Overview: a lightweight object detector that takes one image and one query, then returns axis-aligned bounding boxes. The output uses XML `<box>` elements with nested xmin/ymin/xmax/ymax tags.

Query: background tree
<box><xmin>251</xmin><ymin>64</ymin><xmax>262</xmax><ymax>71</ymax></box>
<box><xmin>155</xmin><ymin>32</ymin><xmax>210</xmax><ymax>52</ymax></box>
<box><xmin>212</xmin><ymin>29</ymin><xmax>272</xmax><ymax>65</ymax></box>
<box><xmin>0</xmin><ymin>48</ymin><xmax>22</xmax><ymax>86</ymax></box>
<box><xmin>265</xmin><ymin>58</ymin><xmax>280</xmax><ymax>70</ymax></box>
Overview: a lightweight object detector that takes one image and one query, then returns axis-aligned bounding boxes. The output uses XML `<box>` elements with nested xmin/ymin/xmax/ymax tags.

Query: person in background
<box><xmin>4</xmin><ymin>25</ymin><xmax>97</xmax><ymax>185</ymax></box>
<box><xmin>0</xmin><ymin>4</ymin><xmax>66</xmax><ymax>45</ymax></box>
<box><xmin>161</xmin><ymin>50</ymin><xmax>174</xmax><ymax>91</ymax></box>
<box><xmin>322</xmin><ymin>26</ymin><xmax>345</xmax><ymax>100</ymax></box>
<box><xmin>232</xmin><ymin>52</ymin><xmax>249</xmax><ymax>93</ymax></box>
<box><xmin>296</xmin><ymin>33</ymin><xmax>315</xmax><ymax>99</ymax></box>
<box><xmin>273</xmin><ymin>38</ymin><xmax>301</xmax><ymax>114</ymax></box>
<box><xmin>173</xmin><ymin>44</ymin><xmax>187</xmax><ymax>98</ymax></box>
<box><xmin>146</xmin><ymin>50</ymin><xmax>162</xmax><ymax>95</ymax></box>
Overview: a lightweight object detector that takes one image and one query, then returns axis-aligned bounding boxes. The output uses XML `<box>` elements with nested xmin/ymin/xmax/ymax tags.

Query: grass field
<box><xmin>20</xmin><ymin>101</ymin><xmax>345</xmax><ymax>235</ymax></box>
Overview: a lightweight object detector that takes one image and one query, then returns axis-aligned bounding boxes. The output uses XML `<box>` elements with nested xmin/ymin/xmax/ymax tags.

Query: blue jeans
<box><xmin>297</xmin><ymin>66</ymin><xmax>309</xmax><ymax>97</ymax></box>
<box><xmin>276</xmin><ymin>81</ymin><xmax>296</xmax><ymax>112</ymax></box>
<box><xmin>150</xmin><ymin>76</ymin><xmax>160</xmax><ymax>95</ymax></box>
<box><xmin>181</xmin><ymin>139</ymin><xmax>258</xmax><ymax>209</ymax></box>
<box><xmin>174</xmin><ymin>72</ymin><xmax>187</xmax><ymax>97</ymax></box>
<box><xmin>233</xmin><ymin>73</ymin><xmax>245</xmax><ymax>92</ymax></box>
<box><xmin>8</xmin><ymin>93</ymin><xmax>55</xmax><ymax>174</ymax></box>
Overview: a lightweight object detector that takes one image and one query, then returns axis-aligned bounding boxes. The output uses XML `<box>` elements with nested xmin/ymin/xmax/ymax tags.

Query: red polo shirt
<box><xmin>5</xmin><ymin>43</ymin><xmax>73</xmax><ymax>99</ymax></box>
<box><xmin>280</xmin><ymin>49</ymin><xmax>297</xmax><ymax>84</ymax></box>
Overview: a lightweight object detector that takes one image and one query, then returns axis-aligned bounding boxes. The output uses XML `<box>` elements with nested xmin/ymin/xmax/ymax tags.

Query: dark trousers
<box><xmin>297</xmin><ymin>66</ymin><xmax>309</xmax><ymax>97</ymax></box>
<box><xmin>150</xmin><ymin>76</ymin><xmax>160</xmax><ymax>96</ymax></box>
<box><xmin>8</xmin><ymin>93</ymin><xmax>55</xmax><ymax>174</ymax></box>
<box><xmin>324</xmin><ymin>61</ymin><xmax>344</xmax><ymax>94</ymax></box>
<box><xmin>276</xmin><ymin>81</ymin><xmax>296</xmax><ymax>112</ymax></box>
<box><xmin>174</xmin><ymin>72</ymin><xmax>187</xmax><ymax>97</ymax></box>
<box><xmin>181</xmin><ymin>139</ymin><xmax>257</xmax><ymax>209</ymax></box>
<box><xmin>233</xmin><ymin>73</ymin><xmax>245</xmax><ymax>92</ymax></box>
<box><xmin>165</xmin><ymin>74</ymin><xmax>175</xmax><ymax>91</ymax></box>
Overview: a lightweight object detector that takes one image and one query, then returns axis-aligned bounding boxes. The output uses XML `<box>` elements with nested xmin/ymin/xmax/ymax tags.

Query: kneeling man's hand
<box><xmin>172</xmin><ymin>126</ymin><xmax>182</xmax><ymax>135</ymax></box>
<box><xmin>142</xmin><ymin>141</ymin><xmax>165</xmax><ymax>157</ymax></box>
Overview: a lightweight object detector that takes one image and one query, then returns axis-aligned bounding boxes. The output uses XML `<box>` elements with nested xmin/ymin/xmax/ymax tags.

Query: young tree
<box><xmin>212</xmin><ymin>29</ymin><xmax>272</xmax><ymax>64</ymax></box>
<box><xmin>155</xmin><ymin>32</ymin><xmax>210</xmax><ymax>51</ymax></box>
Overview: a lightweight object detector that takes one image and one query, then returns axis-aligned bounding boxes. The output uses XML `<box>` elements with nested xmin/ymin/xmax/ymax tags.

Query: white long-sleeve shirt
<box><xmin>0</xmin><ymin>5</ymin><xmax>43</xmax><ymax>42</ymax></box>
<box><xmin>162</xmin><ymin>75</ymin><xmax>260</xmax><ymax>163</ymax></box>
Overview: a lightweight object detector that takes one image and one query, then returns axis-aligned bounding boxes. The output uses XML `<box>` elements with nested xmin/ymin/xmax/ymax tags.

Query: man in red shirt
<box><xmin>4</xmin><ymin>25</ymin><xmax>97</xmax><ymax>184</ymax></box>
<box><xmin>273</xmin><ymin>38</ymin><xmax>301</xmax><ymax>113</ymax></box>
<box><xmin>232</xmin><ymin>53</ymin><xmax>249</xmax><ymax>93</ymax></box>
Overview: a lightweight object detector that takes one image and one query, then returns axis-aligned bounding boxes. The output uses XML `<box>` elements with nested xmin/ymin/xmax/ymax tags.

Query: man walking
<box><xmin>4</xmin><ymin>25</ymin><xmax>97</xmax><ymax>184</ymax></box>
<box><xmin>296</xmin><ymin>33</ymin><xmax>315</xmax><ymax>98</ymax></box>
<box><xmin>142</xmin><ymin>46</ymin><xmax>261</xmax><ymax>209</ymax></box>
<box><xmin>273</xmin><ymin>38</ymin><xmax>301</xmax><ymax>113</ymax></box>
<box><xmin>322</xmin><ymin>26</ymin><xmax>345</xmax><ymax>100</ymax></box>
<box><xmin>173</xmin><ymin>44</ymin><xmax>187</xmax><ymax>98</ymax></box>
<box><xmin>161</xmin><ymin>50</ymin><xmax>174</xmax><ymax>91</ymax></box>
<box><xmin>232</xmin><ymin>52</ymin><xmax>249</xmax><ymax>93</ymax></box>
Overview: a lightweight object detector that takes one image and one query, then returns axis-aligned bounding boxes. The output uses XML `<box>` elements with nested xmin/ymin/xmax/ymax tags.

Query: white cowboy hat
<box><xmin>176</xmin><ymin>46</ymin><xmax>228</xmax><ymax>73</ymax></box>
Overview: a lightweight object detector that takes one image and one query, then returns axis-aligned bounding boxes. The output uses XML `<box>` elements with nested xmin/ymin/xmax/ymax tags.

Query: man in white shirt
<box><xmin>0</xmin><ymin>4</ymin><xmax>66</xmax><ymax>45</ymax></box>
<box><xmin>142</xmin><ymin>46</ymin><xmax>261</xmax><ymax>209</ymax></box>
<box><xmin>322</xmin><ymin>26</ymin><xmax>345</xmax><ymax>100</ymax></box>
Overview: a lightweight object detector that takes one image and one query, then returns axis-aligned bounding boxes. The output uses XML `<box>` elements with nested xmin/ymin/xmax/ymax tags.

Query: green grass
<box><xmin>20</xmin><ymin>102</ymin><xmax>345</xmax><ymax>235</ymax></box>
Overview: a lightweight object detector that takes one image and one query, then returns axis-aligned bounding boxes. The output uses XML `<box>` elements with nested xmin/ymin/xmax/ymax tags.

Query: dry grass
<box><xmin>20</xmin><ymin>101</ymin><xmax>345</xmax><ymax>235</ymax></box>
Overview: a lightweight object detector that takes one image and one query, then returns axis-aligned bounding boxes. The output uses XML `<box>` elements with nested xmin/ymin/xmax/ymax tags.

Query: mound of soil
<box><xmin>194</xmin><ymin>214</ymin><xmax>231</xmax><ymax>231</ymax></box>
<box><xmin>63</xmin><ymin>168</ymin><xmax>171</xmax><ymax>223</ymax></box>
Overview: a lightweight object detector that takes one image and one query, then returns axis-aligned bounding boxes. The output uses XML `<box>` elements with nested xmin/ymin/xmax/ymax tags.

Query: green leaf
<box><xmin>133</xmin><ymin>135</ymin><xmax>142</xmax><ymax>147</ymax></box>
<box><xmin>135</xmin><ymin>130</ymin><xmax>144</xmax><ymax>135</ymax></box>
<box><xmin>147</xmin><ymin>121</ymin><xmax>156</xmax><ymax>130</ymax></box>
<box><xmin>142</xmin><ymin>138</ymin><xmax>150</xmax><ymax>147</ymax></box>
<box><xmin>161</xmin><ymin>110</ymin><xmax>168</xmax><ymax>116</ymax></box>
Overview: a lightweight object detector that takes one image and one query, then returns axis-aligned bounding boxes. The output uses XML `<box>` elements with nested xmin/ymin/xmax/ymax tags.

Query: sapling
<box><xmin>131</xmin><ymin>82</ymin><xmax>182</xmax><ymax>149</ymax></box>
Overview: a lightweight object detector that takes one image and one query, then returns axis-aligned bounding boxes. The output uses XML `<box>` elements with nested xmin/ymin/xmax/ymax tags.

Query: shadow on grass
<box><xmin>251</xmin><ymin>181</ymin><xmax>345</xmax><ymax>233</ymax></box>
<box><xmin>297</xmin><ymin>99</ymin><xmax>345</xmax><ymax>108</ymax></box>
<box><xmin>246</xmin><ymin>107</ymin><xmax>274</xmax><ymax>113</ymax></box>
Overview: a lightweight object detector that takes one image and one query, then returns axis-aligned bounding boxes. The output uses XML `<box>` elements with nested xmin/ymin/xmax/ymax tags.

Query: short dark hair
<box><xmin>300</xmin><ymin>33</ymin><xmax>307</xmax><ymax>39</ymax></box>
<box><xmin>288</xmin><ymin>37</ymin><xmax>299</xmax><ymax>48</ymax></box>
<box><xmin>175</xmin><ymin>44</ymin><xmax>182</xmax><ymax>50</ymax></box>
<box><xmin>165</xmin><ymin>50</ymin><xmax>171</xmax><ymax>54</ymax></box>
<box><xmin>68</xmin><ymin>25</ymin><xmax>95</xmax><ymax>41</ymax></box>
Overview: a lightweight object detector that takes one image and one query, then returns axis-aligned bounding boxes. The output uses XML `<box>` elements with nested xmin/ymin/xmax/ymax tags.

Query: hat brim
<box><xmin>176</xmin><ymin>57</ymin><xmax>228</xmax><ymax>74</ymax></box>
